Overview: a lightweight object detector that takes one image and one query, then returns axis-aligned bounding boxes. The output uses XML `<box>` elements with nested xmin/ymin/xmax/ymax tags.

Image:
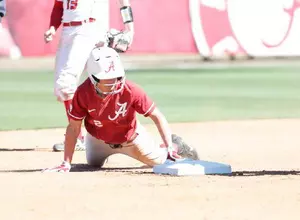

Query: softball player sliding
<box><xmin>43</xmin><ymin>47</ymin><xmax>199</xmax><ymax>172</ymax></box>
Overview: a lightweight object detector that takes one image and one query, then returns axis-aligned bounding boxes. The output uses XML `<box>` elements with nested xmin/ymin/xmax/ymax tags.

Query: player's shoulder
<box><xmin>123</xmin><ymin>79</ymin><xmax>148</xmax><ymax>99</ymax></box>
<box><xmin>77</xmin><ymin>78</ymin><xmax>92</xmax><ymax>91</ymax></box>
<box><xmin>124</xmin><ymin>79</ymin><xmax>144</xmax><ymax>91</ymax></box>
<box><xmin>75</xmin><ymin>78</ymin><xmax>94</xmax><ymax>99</ymax></box>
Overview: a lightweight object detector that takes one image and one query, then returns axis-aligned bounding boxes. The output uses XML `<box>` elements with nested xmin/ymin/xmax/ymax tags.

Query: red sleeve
<box><xmin>68</xmin><ymin>89</ymin><xmax>88</xmax><ymax>121</ymax></box>
<box><xmin>50</xmin><ymin>0</ymin><xmax>63</xmax><ymax>30</ymax></box>
<box><xmin>131</xmin><ymin>83</ymin><xmax>156</xmax><ymax>117</ymax></box>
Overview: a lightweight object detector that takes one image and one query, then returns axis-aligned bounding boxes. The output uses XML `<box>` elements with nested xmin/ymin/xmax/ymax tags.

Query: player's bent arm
<box><xmin>118</xmin><ymin>0</ymin><xmax>134</xmax><ymax>33</ymax></box>
<box><xmin>44</xmin><ymin>0</ymin><xmax>63</xmax><ymax>42</ymax></box>
<box><xmin>49</xmin><ymin>0</ymin><xmax>63</xmax><ymax>31</ymax></box>
<box><xmin>148</xmin><ymin>107</ymin><xmax>173</xmax><ymax>148</ymax></box>
<box><xmin>64</xmin><ymin>119</ymin><xmax>83</xmax><ymax>164</ymax></box>
<box><xmin>118</xmin><ymin>0</ymin><xmax>130</xmax><ymax>6</ymax></box>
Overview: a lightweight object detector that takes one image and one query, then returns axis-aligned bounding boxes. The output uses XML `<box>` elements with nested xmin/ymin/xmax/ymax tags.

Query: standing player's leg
<box><xmin>53</xmin><ymin>24</ymin><xmax>101</xmax><ymax>152</ymax></box>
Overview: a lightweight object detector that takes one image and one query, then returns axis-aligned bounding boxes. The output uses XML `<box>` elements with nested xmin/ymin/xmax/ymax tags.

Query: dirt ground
<box><xmin>0</xmin><ymin>119</ymin><xmax>300</xmax><ymax>220</ymax></box>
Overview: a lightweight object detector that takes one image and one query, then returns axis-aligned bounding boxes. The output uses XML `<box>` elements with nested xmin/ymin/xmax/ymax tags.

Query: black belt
<box><xmin>107</xmin><ymin>133</ymin><xmax>138</xmax><ymax>149</ymax></box>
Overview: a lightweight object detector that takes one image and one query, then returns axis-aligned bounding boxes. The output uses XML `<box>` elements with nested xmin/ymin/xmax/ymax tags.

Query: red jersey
<box><xmin>68</xmin><ymin>79</ymin><xmax>156</xmax><ymax>144</ymax></box>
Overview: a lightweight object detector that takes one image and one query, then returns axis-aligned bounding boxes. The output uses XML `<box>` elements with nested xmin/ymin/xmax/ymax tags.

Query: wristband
<box><xmin>120</xmin><ymin>6</ymin><xmax>133</xmax><ymax>24</ymax></box>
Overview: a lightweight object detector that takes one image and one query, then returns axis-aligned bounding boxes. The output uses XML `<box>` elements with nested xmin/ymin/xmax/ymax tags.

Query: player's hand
<box><xmin>167</xmin><ymin>145</ymin><xmax>183</xmax><ymax>161</ymax></box>
<box><xmin>123</xmin><ymin>30</ymin><xmax>134</xmax><ymax>47</ymax></box>
<box><xmin>44</xmin><ymin>26</ymin><xmax>56</xmax><ymax>43</ymax></box>
<box><xmin>103</xmin><ymin>28</ymin><xmax>133</xmax><ymax>53</ymax></box>
<box><xmin>42</xmin><ymin>161</ymin><xmax>71</xmax><ymax>173</ymax></box>
<box><xmin>123</xmin><ymin>21</ymin><xmax>134</xmax><ymax>47</ymax></box>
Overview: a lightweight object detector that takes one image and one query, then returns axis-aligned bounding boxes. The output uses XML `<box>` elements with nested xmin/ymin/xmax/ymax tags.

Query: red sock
<box><xmin>64</xmin><ymin>100</ymin><xmax>84</xmax><ymax>141</ymax></box>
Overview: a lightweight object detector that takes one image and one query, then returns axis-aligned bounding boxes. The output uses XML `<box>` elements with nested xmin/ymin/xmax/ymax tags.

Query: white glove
<box><xmin>42</xmin><ymin>161</ymin><xmax>71</xmax><ymax>173</ymax></box>
<box><xmin>122</xmin><ymin>30</ymin><xmax>134</xmax><ymax>47</ymax></box>
<box><xmin>106</xmin><ymin>28</ymin><xmax>133</xmax><ymax>53</ymax></box>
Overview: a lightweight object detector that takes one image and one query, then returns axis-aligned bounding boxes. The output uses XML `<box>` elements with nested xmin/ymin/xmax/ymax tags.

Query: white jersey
<box><xmin>60</xmin><ymin>0</ymin><xmax>108</xmax><ymax>23</ymax></box>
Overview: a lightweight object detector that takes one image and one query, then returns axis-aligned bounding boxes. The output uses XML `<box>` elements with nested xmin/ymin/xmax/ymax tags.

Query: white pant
<box><xmin>85</xmin><ymin>123</ymin><xmax>168</xmax><ymax>167</ymax></box>
<box><xmin>54</xmin><ymin>21</ymin><xmax>107</xmax><ymax>102</ymax></box>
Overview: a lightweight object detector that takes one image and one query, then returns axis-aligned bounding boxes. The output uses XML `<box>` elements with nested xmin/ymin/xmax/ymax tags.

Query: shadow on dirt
<box><xmin>228</xmin><ymin>170</ymin><xmax>300</xmax><ymax>177</ymax></box>
<box><xmin>0</xmin><ymin>163</ymin><xmax>153</xmax><ymax>174</ymax></box>
<box><xmin>0</xmin><ymin>162</ymin><xmax>299</xmax><ymax>176</ymax></box>
<box><xmin>0</xmin><ymin>148</ymin><xmax>36</xmax><ymax>152</ymax></box>
<box><xmin>70</xmin><ymin>163</ymin><xmax>152</xmax><ymax>173</ymax></box>
<box><xmin>0</xmin><ymin>148</ymin><xmax>51</xmax><ymax>152</ymax></box>
<box><xmin>0</xmin><ymin>168</ymin><xmax>299</xmax><ymax>176</ymax></box>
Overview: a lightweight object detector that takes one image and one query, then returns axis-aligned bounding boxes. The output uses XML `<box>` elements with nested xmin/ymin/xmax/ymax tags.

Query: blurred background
<box><xmin>1</xmin><ymin>0</ymin><xmax>300</xmax><ymax>130</ymax></box>
<box><xmin>2</xmin><ymin>0</ymin><xmax>300</xmax><ymax>59</ymax></box>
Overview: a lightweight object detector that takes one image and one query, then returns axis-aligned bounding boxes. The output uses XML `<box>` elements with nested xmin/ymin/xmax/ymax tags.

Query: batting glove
<box><xmin>167</xmin><ymin>145</ymin><xmax>183</xmax><ymax>161</ymax></box>
<box><xmin>42</xmin><ymin>161</ymin><xmax>71</xmax><ymax>173</ymax></box>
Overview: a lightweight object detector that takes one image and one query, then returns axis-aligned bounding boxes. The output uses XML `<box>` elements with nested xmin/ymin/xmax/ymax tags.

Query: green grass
<box><xmin>1</xmin><ymin>67</ymin><xmax>300</xmax><ymax>130</ymax></box>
